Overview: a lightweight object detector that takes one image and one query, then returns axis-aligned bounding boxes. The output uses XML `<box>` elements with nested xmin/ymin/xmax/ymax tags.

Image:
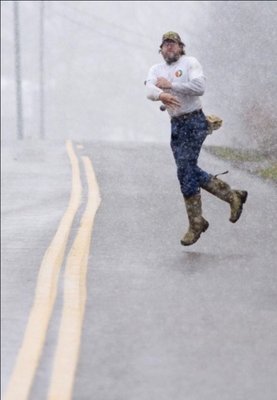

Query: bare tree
<box><xmin>201</xmin><ymin>1</ymin><xmax>277</xmax><ymax>154</ymax></box>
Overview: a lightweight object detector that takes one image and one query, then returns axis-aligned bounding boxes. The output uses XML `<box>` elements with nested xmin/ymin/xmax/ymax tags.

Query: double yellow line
<box><xmin>4</xmin><ymin>140</ymin><xmax>101</xmax><ymax>400</ymax></box>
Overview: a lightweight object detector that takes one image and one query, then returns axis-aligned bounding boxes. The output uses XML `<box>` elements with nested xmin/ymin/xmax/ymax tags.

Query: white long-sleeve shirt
<box><xmin>145</xmin><ymin>55</ymin><xmax>206</xmax><ymax>117</ymax></box>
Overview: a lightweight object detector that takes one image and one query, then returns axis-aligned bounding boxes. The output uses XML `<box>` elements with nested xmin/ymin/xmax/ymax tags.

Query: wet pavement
<box><xmin>2</xmin><ymin>139</ymin><xmax>277</xmax><ymax>400</ymax></box>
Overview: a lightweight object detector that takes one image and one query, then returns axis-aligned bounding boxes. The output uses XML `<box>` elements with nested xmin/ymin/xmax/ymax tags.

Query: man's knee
<box><xmin>181</xmin><ymin>182</ymin><xmax>200</xmax><ymax>197</ymax></box>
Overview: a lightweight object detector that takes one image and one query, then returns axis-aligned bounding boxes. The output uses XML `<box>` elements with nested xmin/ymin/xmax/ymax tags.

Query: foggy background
<box><xmin>1</xmin><ymin>1</ymin><xmax>277</xmax><ymax>152</ymax></box>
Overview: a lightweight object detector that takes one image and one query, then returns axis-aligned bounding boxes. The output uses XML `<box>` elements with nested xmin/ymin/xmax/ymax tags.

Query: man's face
<box><xmin>161</xmin><ymin>40</ymin><xmax>182</xmax><ymax>64</ymax></box>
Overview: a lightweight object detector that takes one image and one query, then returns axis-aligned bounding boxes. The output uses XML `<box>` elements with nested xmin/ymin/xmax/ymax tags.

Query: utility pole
<box><xmin>39</xmin><ymin>1</ymin><xmax>45</xmax><ymax>139</ymax></box>
<box><xmin>13</xmin><ymin>1</ymin><xmax>24</xmax><ymax>140</ymax></box>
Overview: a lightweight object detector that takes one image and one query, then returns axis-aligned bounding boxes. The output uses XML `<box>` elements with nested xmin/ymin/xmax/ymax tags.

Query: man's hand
<box><xmin>156</xmin><ymin>77</ymin><xmax>172</xmax><ymax>89</ymax></box>
<box><xmin>159</xmin><ymin>92</ymin><xmax>181</xmax><ymax>110</ymax></box>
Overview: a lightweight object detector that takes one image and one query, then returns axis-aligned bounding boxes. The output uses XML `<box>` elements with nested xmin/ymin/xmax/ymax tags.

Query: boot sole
<box><xmin>229</xmin><ymin>191</ymin><xmax>248</xmax><ymax>223</ymax></box>
<box><xmin>180</xmin><ymin>221</ymin><xmax>209</xmax><ymax>246</ymax></box>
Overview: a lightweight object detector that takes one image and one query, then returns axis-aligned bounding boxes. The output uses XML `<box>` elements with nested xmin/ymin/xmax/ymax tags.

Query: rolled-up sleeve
<box><xmin>145</xmin><ymin>66</ymin><xmax>163</xmax><ymax>101</ymax></box>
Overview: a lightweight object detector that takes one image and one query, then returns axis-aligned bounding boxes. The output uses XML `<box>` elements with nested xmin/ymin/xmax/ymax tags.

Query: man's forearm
<box><xmin>146</xmin><ymin>82</ymin><xmax>164</xmax><ymax>101</ymax></box>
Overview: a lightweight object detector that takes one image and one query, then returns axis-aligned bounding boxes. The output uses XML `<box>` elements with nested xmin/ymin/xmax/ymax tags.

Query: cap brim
<box><xmin>160</xmin><ymin>40</ymin><xmax>184</xmax><ymax>48</ymax></box>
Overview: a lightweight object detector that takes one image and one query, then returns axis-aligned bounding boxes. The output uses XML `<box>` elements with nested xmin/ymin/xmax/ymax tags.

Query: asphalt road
<box><xmin>2</xmin><ymin>139</ymin><xmax>277</xmax><ymax>400</ymax></box>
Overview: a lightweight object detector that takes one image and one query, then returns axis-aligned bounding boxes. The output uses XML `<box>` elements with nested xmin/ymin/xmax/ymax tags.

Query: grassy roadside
<box><xmin>204</xmin><ymin>145</ymin><xmax>277</xmax><ymax>183</ymax></box>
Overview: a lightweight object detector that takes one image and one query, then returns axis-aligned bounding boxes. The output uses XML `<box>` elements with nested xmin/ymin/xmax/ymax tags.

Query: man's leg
<box><xmin>181</xmin><ymin>193</ymin><xmax>209</xmax><ymax>246</ymax></box>
<box><xmin>171</xmin><ymin>115</ymin><xmax>209</xmax><ymax>245</ymax></box>
<box><xmin>176</xmin><ymin>113</ymin><xmax>248</xmax><ymax>224</ymax></box>
<box><xmin>201</xmin><ymin>176</ymin><xmax>248</xmax><ymax>223</ymax></box>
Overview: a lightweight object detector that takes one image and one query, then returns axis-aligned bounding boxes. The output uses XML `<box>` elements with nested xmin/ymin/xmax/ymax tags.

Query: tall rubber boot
<box><xmin>201</xmin><ymin>177</ymin><xmax>248</xmax><ymax>223</ymax></box>
<box><xmin>181</xmin><ymin>193</ymin><xmax>209</xmax><ymax>246</ymax></box>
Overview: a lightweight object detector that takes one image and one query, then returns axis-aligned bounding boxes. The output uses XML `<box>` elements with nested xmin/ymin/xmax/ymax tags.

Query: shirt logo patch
<box><xmin>175</xmin><ymin>70</ymin><xmax>183</xmax><ymax>77</ymax></box>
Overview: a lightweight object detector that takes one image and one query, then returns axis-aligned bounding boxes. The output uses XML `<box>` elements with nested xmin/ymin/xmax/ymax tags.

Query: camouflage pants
<box><xmin>170</xmin><ymin>110</ymin><xmax>211</xmax><ymax>197</ymax></box>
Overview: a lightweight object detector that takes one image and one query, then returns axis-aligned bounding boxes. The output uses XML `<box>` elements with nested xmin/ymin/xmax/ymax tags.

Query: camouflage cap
<box><xmin>160</xmin><ymin>31</ymin><xmax>184</xmax><ymax>47</ymax></box>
